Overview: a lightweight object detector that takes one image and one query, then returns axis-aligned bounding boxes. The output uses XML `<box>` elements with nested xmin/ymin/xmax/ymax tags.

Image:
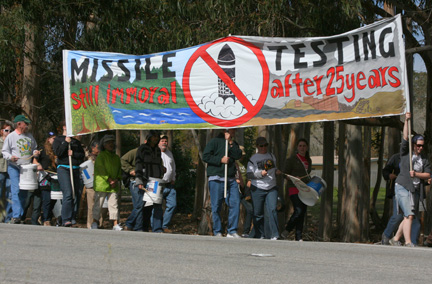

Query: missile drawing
<box><xmin>217</xmin><ymin>44</ymin><xmax>235</xmax><ymax>101</ymax></box>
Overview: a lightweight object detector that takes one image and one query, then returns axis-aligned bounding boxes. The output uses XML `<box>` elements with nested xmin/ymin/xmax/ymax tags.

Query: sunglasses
<box><xmin>258</xmin><ymin>144</ymin><xmax>268</xmax><ymax>147</ymax></box>
<box><xmin>3</xmin><ymin>129</ymin><xmax>10</xmax><ymax>132</ymax></box>
<box><xmin>416</xmin><ymin>144</ymin><xmax>424</xmax><ymax>148</ymax></box>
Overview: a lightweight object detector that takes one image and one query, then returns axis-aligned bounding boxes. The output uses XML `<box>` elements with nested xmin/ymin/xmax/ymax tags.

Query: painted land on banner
<box><xmin>63</xmin><ymin>15</ymin><xmax>407</xmax><ymax>136</ymax></box>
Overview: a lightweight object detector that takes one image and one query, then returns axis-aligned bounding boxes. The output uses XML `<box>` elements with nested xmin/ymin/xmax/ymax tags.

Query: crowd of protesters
<box><xmin>1</xmin><ymin>113</ymin><xmax>431</xmax><ymax>246</ymax></box>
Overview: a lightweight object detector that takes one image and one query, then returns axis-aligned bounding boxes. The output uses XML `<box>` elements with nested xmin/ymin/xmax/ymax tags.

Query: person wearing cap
<box><xmin>152</xmin><ymin>135</ymin><xmax>177</xmax><ymax>233</ymax></box>
<box><xmin>0</xmin><ymin>121</ymin><xmax>13</xmax><ymax>222</ymax></box>
<box><xmin>91</xmin><ymin>135</ymin><xmax>123</xmax><ymax>231</ymax></box>
<box><xmin>1</xmin><ymin>115</ymin><xmax>39</xmax><ymax>224</ymax></box>
<box><xmin>53</xmin><ymin>121</ymin><xmax>85</xmax><ymax>227</ymax></box>
<box><xmin>135</xmin><ymin>130</ymin><xmax>165</xmax><ymax>232</ymax></box>
<box><xmin>203</xmin><ymin>129</ymin><xmax>242</xmax><ymax>238</ymax></box>
<box><xmin>282</xmin><ymin>138</ymin><xmax>312</xmax><ymax>241</ymax></box>
<box><xmin>389</xmin><ymin>112</ymin><xmax>430</xmax><ymax>247</ymax></box>
<box><xmin>247</xmin><ymin>137</ymin><xmax>282</xmax><ymax>240</ymax></box>
<box><xmin>380</xmin><ymin>152</ymin><xmax>421</xmax><ymax>245</ymax></box>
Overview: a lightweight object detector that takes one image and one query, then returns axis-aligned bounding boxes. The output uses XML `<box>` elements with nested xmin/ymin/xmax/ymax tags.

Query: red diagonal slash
<box><xmin>200</xmin><ymin>51</ymin><xmax>254</xmax><ymax>111</ymax></box>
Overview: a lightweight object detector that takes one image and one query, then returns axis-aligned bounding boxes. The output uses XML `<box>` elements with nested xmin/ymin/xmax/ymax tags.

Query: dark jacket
<box><xmin>135</xmin><ymin>143</ymin><xmax>164</xmax><ymax>186</ymax></box>
<box><xmin>52</xmin><ymin>136</ymin><xmax>85</xmax><ymax>167</ymax></box>
<box><xmin>395</xmin><ymin>139</ymin><xmax>430</xmax><ymax>195</ymax></box>
<box><xmin>284</xmin><ymin>153</ymin><xmax>312</xmax><ymax>189</ymax></box>
<box><xmin>203</xmin><ymin>133</ymin><xmax>242</xmax><ymax>178</ymax></box>
<box><xmin>382</xmin><ymin>153</ymin><xmax>400</xmax><ymax>198</ymax></box>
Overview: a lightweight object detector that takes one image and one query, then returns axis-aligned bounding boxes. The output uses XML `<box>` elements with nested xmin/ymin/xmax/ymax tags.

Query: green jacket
<box><xmin>94</xmin><ymin>150</ymin><xmax>122</xmax><ymax>193</ymax></box>
<box><xmin>203</xmin><ymin>133</ymin><xmax>242</xmax><ymax>178</ymax></box>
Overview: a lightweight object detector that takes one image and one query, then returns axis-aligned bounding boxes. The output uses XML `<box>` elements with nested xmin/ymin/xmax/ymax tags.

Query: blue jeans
<box><xmin>395</xmin><ymin>183</ymin><xmax>415</xmax><ymax>217</ymax></box>
<box><xmin>22</xmin><ymin>188</ymin><xmax>42</xmax><ymax>224</ymax></box>
<box><xmin>250</xmin><ymin>185</ymin><xmax>279</xmax><ymax>239</ymax></box>
<box><xmin>209</xmin><ymin>179</ymin><xmax>240</xmax><ymax>235</ymax></box>
<box><xmin>125</xmin><ymin>181</ymin><xmax>144</xmax><ymax>231</ymax></box>
<box><xmin>0</xmin><ymin>172</ymin><xmax>11</xmax><ymax>222</ymax></box>
<box><xmin>7</xmin><ymin>165</ymin><xmax>28</xmax><ymax>219</ymax></box>
<box><xmin>57</xmin><ymin>167</ymin><xmax>81</xmax><ymax>225</ymax></box>
<box><xmin>41</xmin><ymin>188</ymin><xmax>56</xmax><ymax>222</ymax></box>
<box><xmin>151</xmin><ymin>185</ymin><xmax>177</xmax><ymax>230</ymax></box>
<box><xmin>384</xmin><ymin>194</ymin><xmax>421</xmax><ymax>245</ymax></box>
<box><xmin>150</xmin><ymin>203</ymin><xmax>163</xmax><ymax>232</ymax></box>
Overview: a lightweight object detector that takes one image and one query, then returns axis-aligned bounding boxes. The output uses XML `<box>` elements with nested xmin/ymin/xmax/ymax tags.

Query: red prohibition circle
<box><xmin>182</xmin><ymin>37</ymin><xmax>269</xmax><ymax>127</ymax></box>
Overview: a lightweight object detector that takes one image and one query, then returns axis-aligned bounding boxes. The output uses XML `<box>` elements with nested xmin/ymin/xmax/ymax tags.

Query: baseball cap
<box><xmin>14</xmin><ymin>115</ymin><xmax>31</xmax><ymax>124</ymax></box>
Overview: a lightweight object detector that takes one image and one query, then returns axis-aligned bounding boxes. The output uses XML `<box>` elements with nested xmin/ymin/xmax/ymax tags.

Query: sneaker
<box><xmin>214</xmin><ymin>233</ymin><xmax>223</xmax><ymax>237</ymax></box>
<box><xmin>381</xmin><ymin>233</ymin><xmax>390</xmax><ymax>245</ymax></box>
<box><xmin>227</xmin><ymin>233</ymin><xmax>241</xmax><ymax>238</ymax></box>
<box><xmin>389</xmin><ymin>238</ymin><xmax>402</xmax><ymax>246</ymax></box>
<box><xmin>297</xmin><ymin>239</ymin><xmax>303</xmax><ymax>242</ymax></box>
<box><xmin>11</xmin><ymin>218</ymin><xmax>21</xmax><ymax>224</ymax></box>
<box><xmin>270</xmin><ymin>237</ymin><xmax>279</xmax><ymax>241</ymax></box>
<box><xmin>163</xmin><ymin>228</ymin><xmax>173</xmax><ymax>233</ymax></box>
<box><xmin>113</xmin><ymin>224</ymin><xmax>123</xmax><ymax>231</ymax></box>
<box><xmin>44</xmin><ymin>221</ymin><xmax>51</xmax><ymax>227</ymax></box>
<box><xmin>123</xmin><ymin>226</ymin><xmax>133</xmax><ymax>231</ymax></box>
<box><xmin>241</xmin><ymin>233</ymin><xmax>249</xmax><ymax>238</ymax></box>
<box><xmin>405</xmin><ymin>243</ymin><xmax>417</xmax><ymax>247</ymax></box>
<box><xmin>64</xmin><ymin>221</ymin><xmax>72</xmax><ymax>227</ymax></box>
<box><xmin>91</xmin><ymin>222</ymin><xmax>98</xmax><ymax>229</ymax></box>
<box><xmin>71</xmin><ymin>219</ymin><xmax>77</xmax><ymax>225</ymax></box>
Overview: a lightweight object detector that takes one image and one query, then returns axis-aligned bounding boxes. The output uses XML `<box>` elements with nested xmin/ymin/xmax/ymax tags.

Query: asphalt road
<box><xmin>1</xmin><ymin>224</ymin><xmax>431</xmax><ymax>284</ymax></box>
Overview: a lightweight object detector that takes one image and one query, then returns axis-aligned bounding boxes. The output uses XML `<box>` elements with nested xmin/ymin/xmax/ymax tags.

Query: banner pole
<box><xmin>68</xmin><ymin>142</ymin><xmax>75</xmax><ymax>200</ymax></box>
<box><xmin>224</xmin><ymin>139</ymin><xmax>228</xmax><ymax>199</ymax></box>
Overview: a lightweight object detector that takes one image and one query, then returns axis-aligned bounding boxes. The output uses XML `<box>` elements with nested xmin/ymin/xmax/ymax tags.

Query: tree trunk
<box><xmin>274</xmin><ymin>124</ymin><xmax>290</xmax><ymax>231</ymax></box>
<box><xmin>22</xmin><ymin>24</ymin><xmax>40</xmax><ymax>138</ymax></box>
<box><xmin>370</xmin><ymin>127</ymin><xmax>385</xmax><ymax>230</ymax></box>
<box><xmin>361</xmin><ymin>126</ymin><xmax>371</xmax><ymax>241</ymax></box>
<box><xmin>337</xmin><ymin>122</ymin><xmax>346</xmax><ymax>236</ymax></box>
<box><xmin>340</xmin><ymin>124</ymin><xmax>363</xmax><ymax>242</ymax></box>
<box><xmin>319</xmin><ymin>121</ymin><xmax>334</xmax><ymax>241</ymax></box>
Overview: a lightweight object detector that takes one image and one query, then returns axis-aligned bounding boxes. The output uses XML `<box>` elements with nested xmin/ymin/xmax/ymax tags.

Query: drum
<box><xmin>306</xmin><ymin>176</ymin><xmax>327</xmax><ymax>197</ymax></box>
<box><xmin>143</xmin><ymin>177</ymin><xmax>165</xmax><ymax>204</ymax></box>
<box><xmin>50</xmin><ymin>175</ymin><xmax>63</xmax><ymax>200</ymax></box>
<box><xmin>80</xmin><ymin>160</ymin><xmax>94</xmax><ymax>188</ymax></box>
<box><xmin>19</xmin><ymin>164</ymin><xmax>38</xmax><ymax>190</ymax></box>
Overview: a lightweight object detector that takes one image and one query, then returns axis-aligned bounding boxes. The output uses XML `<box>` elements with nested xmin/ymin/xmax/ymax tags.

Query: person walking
<box><xmin>247</xmin><ymin>137</ymin><xmax>282</xmax><ymax>240</ymax></box>
<box><xmin>389</xmin><ymin>112</ymin><xmax>430</xmax><ymax>247</ymax></box>
<box><xmin>381</xmin><ymin>153</ymin><xmax>421</xmax><ymax>245</ymax></box>
<box><xmin>282</xmin><ymin>138</ymin><xmax>312</xmax><ymax>241</ymax></box>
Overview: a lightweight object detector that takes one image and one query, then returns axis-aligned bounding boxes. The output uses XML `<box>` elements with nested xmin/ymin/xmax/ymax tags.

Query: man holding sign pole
<box><xmin>203</xmin><ymin>129</ymin><xmax>242</xmax><ymax>238</ymax></box>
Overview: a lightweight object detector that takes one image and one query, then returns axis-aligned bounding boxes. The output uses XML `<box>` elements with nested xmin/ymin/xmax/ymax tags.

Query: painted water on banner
<box><xmin>110</xmin><ymin>107</ymin><xmax>206</xmax><ymax>125</ymax></box>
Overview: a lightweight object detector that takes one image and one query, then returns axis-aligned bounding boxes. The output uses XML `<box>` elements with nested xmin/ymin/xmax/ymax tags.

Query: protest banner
<box><xmin>63</xmin><ymin>15</ymin><xmax>407</xmax><ymax>136</ymax></box>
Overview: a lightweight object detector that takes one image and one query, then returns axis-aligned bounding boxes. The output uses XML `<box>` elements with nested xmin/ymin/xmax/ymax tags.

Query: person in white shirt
<box><xmin>1</xmin><ymin>115</ymin><xmax>39</xmax><ymax>224</ymax></box>
<box><xmin>152</xmin><ymin>135</ymin><xmax>177</xmax><ymax>233</ymax></box>
<box><xmin>247</xmin><ymin>137</ymin><xmax>281</xmax><ymax>240</ymax></box>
